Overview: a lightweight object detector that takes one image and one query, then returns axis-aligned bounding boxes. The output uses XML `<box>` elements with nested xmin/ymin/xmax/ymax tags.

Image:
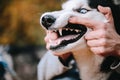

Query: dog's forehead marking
<box><xmin>62</xmin><ymin>0</ymin><xmax>89</xmax><ymax>10</ymax></box>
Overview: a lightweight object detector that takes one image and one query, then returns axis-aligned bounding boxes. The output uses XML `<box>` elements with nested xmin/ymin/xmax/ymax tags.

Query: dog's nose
<box><xmin>41</xmin><ymin>15</ymin><xmax>56</xmax><ymax>29</ymax></box>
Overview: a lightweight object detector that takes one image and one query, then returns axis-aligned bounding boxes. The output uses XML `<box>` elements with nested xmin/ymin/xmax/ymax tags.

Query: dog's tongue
<box><xmin>44</xmin><ymin>30</ymin><xmax>59</xmax><ymax>46</ymax></box>
<box><xmin>45</xmin><ymin>30</ymin><xmax>58</xmax><ymax>41</ymax></box>
<box><xmin>45</xmin><ymin>30</ymin><xmax>76</xmax><ymax>47</ymax></box>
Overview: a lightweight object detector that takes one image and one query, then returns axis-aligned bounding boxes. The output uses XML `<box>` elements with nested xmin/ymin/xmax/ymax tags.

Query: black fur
<box><xmin>89</xmin><ymin>0</ymin><xmax>120</xmax><ymax>35</ymax></box>
<box><xmin>100</xmin><ymin>56</ymin><xmax>116</xmax><ymax>73</ymax></box>
<box><xmin>0</xmin><ymin>62</ymin><xmax>6</xmax><ymax>80</ymax></box>
<box><xmin>51</xmin><ymin>0</ymin><xmax>120</xmax><ymax>80</ymax></box>
<box><xmin>89</xmin><ymin>0</ymin><xmax>120</xmax><ymax>80</ymax></box>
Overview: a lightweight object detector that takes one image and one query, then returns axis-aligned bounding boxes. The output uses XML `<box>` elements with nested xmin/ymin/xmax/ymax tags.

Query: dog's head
<box><xmin>40</xmin><ymin>0</ymin><xmax>114</xmax><ymax>55</ymax></box>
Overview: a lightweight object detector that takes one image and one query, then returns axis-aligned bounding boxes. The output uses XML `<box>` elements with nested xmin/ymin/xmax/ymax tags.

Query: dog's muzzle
<box><xmin>41</xmin><ymin>15</ymin><xmax>56</xmax><ymax>29</ymax></box>
<box><xmin>41</xmin><ymin>15</ymin><xmax>87</xmax><ymax>50</ymax></box>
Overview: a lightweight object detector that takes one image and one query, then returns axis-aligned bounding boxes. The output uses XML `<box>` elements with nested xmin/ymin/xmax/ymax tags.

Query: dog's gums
<box><xmin>49</xmin><ymin>23</ymin><xmax>87</xmax><ymax>50</ymax></box>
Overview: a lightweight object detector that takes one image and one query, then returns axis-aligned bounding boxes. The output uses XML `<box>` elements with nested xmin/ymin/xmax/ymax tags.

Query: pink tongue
<box><xmin>45</xmin><ymin>30</ymin><xmax>76</xmax><ymax>46</ymax></box>
<box><xmin>44</xmin><ymin>31</ymin><xmax>58</xmax><ymax>43</ymax></box>
<box><xmin>48</xmin><ymin>31</ymin><xmax>58</xmax><ymax>40</ymax></box>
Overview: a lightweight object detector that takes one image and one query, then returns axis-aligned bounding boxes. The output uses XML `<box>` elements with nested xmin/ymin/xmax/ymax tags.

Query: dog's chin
<box><xmin>50</xmin><ymin>50</ymin><xmax>71</xmax><ymax>56</ymax></box>
<box><xmin>48</xmin><ymin>23</ymin><xmax>87</xmax><ymax>52</ymax></box>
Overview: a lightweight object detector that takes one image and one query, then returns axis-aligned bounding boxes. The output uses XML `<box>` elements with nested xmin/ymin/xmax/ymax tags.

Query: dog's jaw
<box><xmin>40</xmin><ymin>3</ymin><xmax>107</xmax><ymax>55</ymax></box>
<box><xmin>40</xmin><ymin>0</ymin><xmax>110</xmax><ymax>79</ymax></box>
<box><xmin>49</xmin><ymin>24</ymin><xmax>87</xmax><ymax>50</ymax></box>
<box><xmin>40</xmin><ymin>0</ymin><xmax>120</xmax><ymax>80</ymax></box>
<box><xmin>44</xmin><ymin>25</ymin><xmax>88</xmax><ymax>55</ymax></box>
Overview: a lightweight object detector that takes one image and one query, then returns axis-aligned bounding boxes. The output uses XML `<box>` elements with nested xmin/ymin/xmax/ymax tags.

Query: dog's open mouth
<box><xmin>49</xmin><ymin>23</ymin><xmax>87</xmax><ymax>50</ymax></box>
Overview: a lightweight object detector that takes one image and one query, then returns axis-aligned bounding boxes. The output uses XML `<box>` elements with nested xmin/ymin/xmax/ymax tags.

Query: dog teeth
<box><xmin>53</xmin><ymin>28</ymin><xmax>81</xmax><ymax>37</ymax></box>
<box><xmin>75</xmin><ymin>29</ymin><xmax>81</xmax><ymax>33</ymax></box>
<box><xmin>70</xmin><ymin>29</ymin><xmax>73</xmax><ymax>31</ymax></box>
<box><xmin>75</xmin><ymin>30</ymin><xmax>79</xmax><ymax>32</ymax></box>
<box><xmin>59</xmin><ymin>28</ymin><xmax>62</xmax><ymax>36</ymax></box>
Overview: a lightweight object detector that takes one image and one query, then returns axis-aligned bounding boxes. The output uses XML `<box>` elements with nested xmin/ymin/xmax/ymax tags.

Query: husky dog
<box><xmin>40</xmin><ymin>0</ymin><xmax>120</xmax><ymax>80</ymax></box>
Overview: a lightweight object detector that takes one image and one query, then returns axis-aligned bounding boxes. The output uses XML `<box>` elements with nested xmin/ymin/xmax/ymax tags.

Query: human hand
<box><xmin>69</xmin><ymin>5</ymin><xmax>120</xmax><ymax>56</ymax></box>
<box><xmin>44</xmin><ymin>30</ymin><xmax>72</xmax><ymax>61</ymax></box>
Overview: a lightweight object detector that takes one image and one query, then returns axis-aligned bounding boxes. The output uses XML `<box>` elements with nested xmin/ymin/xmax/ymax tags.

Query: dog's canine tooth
<box><xmin>53</xmin><ymin>30</ymin><xmax>57</xmax><ymax>32</ymax></box>
<box><xmin>59</xmin><ymin>28</ymin><xmax>62</xmax><ymax>36</ymax></box>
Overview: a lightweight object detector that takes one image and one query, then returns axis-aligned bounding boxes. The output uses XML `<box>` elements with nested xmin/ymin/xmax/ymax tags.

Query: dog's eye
<box><xmin>77</xmin><ymin>8</ymin><xmax>89</xmax><ymax>14</ymax></box>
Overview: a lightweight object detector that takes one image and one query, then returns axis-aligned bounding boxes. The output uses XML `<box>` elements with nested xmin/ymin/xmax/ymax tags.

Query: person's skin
<box><xmin>45</xmin><ymin>30</ymin><xmax>72</xmax><ymax>60</ymax></box>
<box><xmin>44</xmin><ymin>6</ymin><xmax>120</xmax><ymax>61</ymax></box>
<box><xmin>69</xmin><ymin>5</ymin><xmax>120</xmax><ymax>56</ymax></box>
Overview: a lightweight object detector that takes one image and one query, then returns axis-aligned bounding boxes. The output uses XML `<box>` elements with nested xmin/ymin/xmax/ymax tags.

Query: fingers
<box><xmin>87</xmin><ymin>38</ymin><xmax>107</xmax><ymax>47</ymax></box>
<box><xmin>98</xmin><ymin>5</ymin><xmax>113</xmax><ymax>22</ymax></box>
<box><xmin>90</xmin><ymin>47</ymin><xmax>106</xmax><ymax>55</ymax></box>
<box><xmin>98</xmin><ymin>5</ymin><xmax>111</xmax><ymax>15</ymax></box>
<box><xmin>90</xmin><ymin>47</ymin><xmax>113</xmax><ymax>56</ymax></box>
<box><xmin>69</xmin><ymin>17</ymin><xmax>101</xmax><ymax>29</ymax></box>
<box><xmin>69</xmin><ymin>6</ymin><xmax>113</xmax><ymax>30</ymax></box>
<box><xmin>85</xmin><ymin>29</ymin><xmax>107</xmax><ymax>40</ymax></box>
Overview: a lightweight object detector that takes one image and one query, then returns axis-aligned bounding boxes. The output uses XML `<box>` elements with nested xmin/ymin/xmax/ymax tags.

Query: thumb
<box><xmin>69</xmin><ymin>16</ymin><xmax>101</xmax><ymax>29</ymax></box>
<box><xmin>98</xmin><ymin>5</ymin><xmax>113</xmax><ymax>22</ymax></box>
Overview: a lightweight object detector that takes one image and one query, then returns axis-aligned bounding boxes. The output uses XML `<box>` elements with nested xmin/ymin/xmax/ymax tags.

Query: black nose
<box><xmin>41</xmin><ymin>15</ymin><xmax>56</xmax><ymax>29</ymax></box>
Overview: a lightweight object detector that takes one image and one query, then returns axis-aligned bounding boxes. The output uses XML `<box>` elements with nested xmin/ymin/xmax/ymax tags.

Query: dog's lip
<box><xmin>51</xmin><ymin>23</ymin><xmax>86</xmax><ymax>37</ymax></box>
<box><xmin>47</xmin><ymin>23</ymin><xmax>87</xmax><ymax>50</ymax></box>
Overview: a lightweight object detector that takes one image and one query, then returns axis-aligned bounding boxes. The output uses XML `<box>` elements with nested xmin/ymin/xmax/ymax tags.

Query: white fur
<box><xmin>40</xmin><ymin>0</ymin><xmax>111</xmax><ymax>80</ymax></box>
<box><xmin>40</xmin><ymin>0</ymin><xmax>107</xmax><ymax>54</ymax></box>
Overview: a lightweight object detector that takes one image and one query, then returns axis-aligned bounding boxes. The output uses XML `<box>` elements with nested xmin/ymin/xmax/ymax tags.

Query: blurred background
<box><xmin>0</xmin><ymin>0</ymin><xmax>64</xmax><ymax>80</ymax></box>
<box><xmin>0</xmin><ymin>0</ymin><xmax>119</xmax><ymax>80</ymax></box>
